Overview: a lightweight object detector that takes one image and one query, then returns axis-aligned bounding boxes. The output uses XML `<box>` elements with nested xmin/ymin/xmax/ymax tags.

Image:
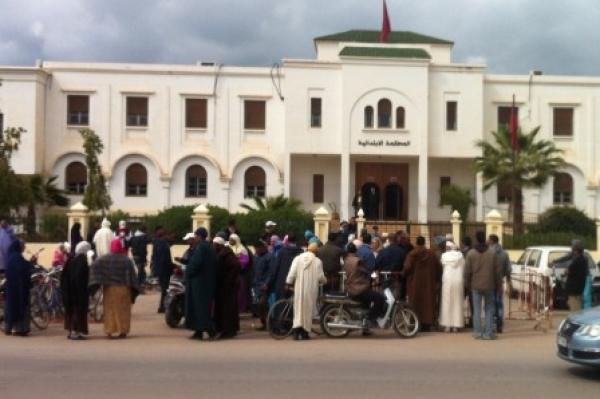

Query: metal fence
<box><xmin>507</xmin><ymin>271</ymin><xmax>553</xmax><ymax>332</ymax></box>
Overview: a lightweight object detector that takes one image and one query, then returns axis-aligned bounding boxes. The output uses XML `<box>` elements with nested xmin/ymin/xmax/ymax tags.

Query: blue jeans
<box><xmin>494</xmin><ymin>290</ymin><xmax>504</xmax><ymax>331</ymax></box>
<box><xmin>472</xmin><ymin>289</ymin><xmax>495</xmax><ymax>338</ymax></box>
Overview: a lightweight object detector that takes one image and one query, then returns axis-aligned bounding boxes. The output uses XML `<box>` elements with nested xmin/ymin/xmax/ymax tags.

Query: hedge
<box><xmin>503</xmin><ymin>232</ymin><xmax>596</xmax><ymax>250</ymax></box>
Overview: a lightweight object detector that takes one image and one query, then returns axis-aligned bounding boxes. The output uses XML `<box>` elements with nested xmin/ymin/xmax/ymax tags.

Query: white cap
<box><xmin>265</xmin><ymin>221</ymin><xmax>277</xmax><ymax>227</ymax></box>
<box><xmin>213</xmin><ymin>237</ymin><xmax>226</xmax><ymax>245</ymax></box>
<box><xmin>182</xmin><ymin>232</ymin><xmax>195</xmax><ymax>241</ymax></box>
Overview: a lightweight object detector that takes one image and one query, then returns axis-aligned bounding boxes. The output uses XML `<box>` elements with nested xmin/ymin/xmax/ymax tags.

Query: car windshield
<box><xmin>516</xmin><ymin>250</ymin><xmax>529</xmax><ymax>265</ymax></box>
<box><xmin>549</xmin><ymin>251</ymin><xmax>570</xmax><ymax>268</ymax></box>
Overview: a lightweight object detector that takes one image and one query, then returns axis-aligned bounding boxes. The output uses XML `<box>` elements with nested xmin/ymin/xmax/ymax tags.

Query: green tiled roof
<box><xmin>339</xmin><ymin>46</ymin><xmax>431</xmax><ymax>60</ymax></box>
<box><xmin>315</xmin><ymin>30</ymin><xmax>453</xmax><ymax>45</ymax></box>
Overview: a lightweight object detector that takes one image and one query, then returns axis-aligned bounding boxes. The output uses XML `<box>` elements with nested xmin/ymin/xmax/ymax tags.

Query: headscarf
<box><xmin>308</xmin><ymin>236</ymin><xmax>321</xmax><ymax>246</ymax></box>
<box><xmin>75</xmin><ymin>241</ymin><xmax>92</xmax><ymax>255</ymax></box>
<box><xmin>213</xmin><ymin>236</ymin><xmax>226</xmax><ymax>246</ymax></box>
<box><xmin>228</xmin><ymin>234</ymin><xmax>247</xmax><ymax>256</ymax></box>
<box><xmin>304</xmin><ymin>230</ymin><xmax>315</xmax><ymax>240</ymax></box>
<box><xmin>101</xmin><ymin>218</ymin><xmax>111</xmax><ymax>229</ymax></box>
<box><xmin>445</xmin><ymin>241</ymin><xmax>458</xmax><ymax>251</ymax></box>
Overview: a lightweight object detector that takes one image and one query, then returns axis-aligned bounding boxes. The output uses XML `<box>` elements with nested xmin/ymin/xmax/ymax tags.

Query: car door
<box><xmin>511</xmin><ymin>249</ymin><xmax>531</xmax><ymax>285</ymax></box>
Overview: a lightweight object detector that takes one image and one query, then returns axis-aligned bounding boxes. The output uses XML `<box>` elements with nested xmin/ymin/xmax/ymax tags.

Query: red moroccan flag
<box><xmin>509</xmin><ymin>95</ymin><xmax>519</xmax><ymax>152</ymax></box>
<box><xmin>380</xmin><ymin>0</ymin><xmax>391</xmax><ymax>43</ymax></box>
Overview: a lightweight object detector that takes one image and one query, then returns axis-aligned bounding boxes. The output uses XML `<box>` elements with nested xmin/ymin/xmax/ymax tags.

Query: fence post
<box><xmin>66</xmin><ymin>202</ymin><xmax>90</xmax><ymax>242</ymax></box>
<box><xmin>356</xmin><ymin>208</ymin><xmax>366</xmax><ymax>235</ymax></box>
<box><xmin>451</xmin><ymin>210</ymin><xmax>462</xmax><ymax>245</ymax></box>
<box><xmin>596</xmin><ymin>219</ymin><xmax>600</xmax><ymax>251</ymax></box>
<box><xmin>485</xmin><ymin>209</ymin><xmax>504</xmax><ymax>245</ymax></box>
<box><xmin>313</xmin><ymin>206</ymin><xmax>331</xmax><ymax>244</ymax></box>
<box><xmin>191</xmin><ymin>204</ymin><xmax>212</xmax><ymax>237</ymax></box>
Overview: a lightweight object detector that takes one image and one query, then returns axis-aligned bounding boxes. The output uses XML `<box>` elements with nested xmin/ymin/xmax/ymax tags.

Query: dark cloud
<box><xmin>0</xmin><ymin>0</ymin><xmax>598</xmax><ymax>75</ymax></box>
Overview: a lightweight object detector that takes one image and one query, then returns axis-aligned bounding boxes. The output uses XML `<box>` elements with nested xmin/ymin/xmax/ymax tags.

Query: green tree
<box><xmin>475</xmin><ymin>126</ymin><xmax>565</xmax><ymax>234</ymax></box>
<box><xmin>21</xmin><ymin>175</ymin><xmax>69</xmax><ymax>237</ymax></box>
<box><xmin>439</xmin><ymin>184</ymin><xmax>474</xmax><ymax>222</ymax></box>
<box><xmin>80</xmin><ymin>128</ymin><xmax>112</xmax><ymax>214</ymax></box>
<box><xmin>530</xmin><ymin>206</ymin><xmax>596</xmax><ymax>238</ymax></box>
<box><xmin>0</xmin><ymin>127</ymin><xmax>28</xmax><ymax>218</ymax></box>
<box><xmin>240</xmin><ymin>194</ymin><xmax>302</xmax><ymax>212</ymax></box>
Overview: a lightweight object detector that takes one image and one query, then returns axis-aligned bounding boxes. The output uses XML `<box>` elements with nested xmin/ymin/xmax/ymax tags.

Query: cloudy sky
<box><xmin>1</xmin><ymin>0</ymin><xmax>599</xmax><ymax>75</ymax></box>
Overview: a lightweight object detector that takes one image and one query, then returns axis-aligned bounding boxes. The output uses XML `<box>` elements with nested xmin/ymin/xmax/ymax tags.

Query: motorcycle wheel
<box><xmin>393</xmin><ymin>304</ymin><xmax>419</xmax><ymax>338</ymax></box>
<box><xmin>267</xmin><ymin>299</ymin><xmax>294</xmax><ymax>340</ymax></box>
<box><xmin>320</xmin><ymin>305</ymin><xmax>351</xmax><ymax>338</ymax></box>
<box><xmin>165</xmin><ymin>296</ymin><xmax>184</xmax><ymax>328</ymax></box>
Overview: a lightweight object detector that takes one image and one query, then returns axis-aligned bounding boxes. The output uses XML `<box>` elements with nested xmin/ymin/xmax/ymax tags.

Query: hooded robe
<box><xmin>93</xmin><ymin>219</ymin><xmax>113</xmax><ymax>257</ymax></box>
<box><xmin>185</xmin><ymin>240</ymin><xmax>217</xmax><ymax>332</ymax></box>
<box><xmin>214</xmin><ymin>246</ymin><xmax>240</xmax><ymax>336</ymax></box>
<box><xmin>5</xmin><ymin>240</ymin><xmax>33</xmax><ymax>333</ymax></box>
<box><xmin>403</xmin><ymin>245</ymin><xmax>442</xmax><ymax>325</ymax></box>
<box><xmin>439</xmin><ymin>248</ymin><xmax>465</xmax><ymax>328</ymax></box>
<box><xmin>61</xmin><ymin>242</ymin><xmax>91</xmax><ymax>334</ymax></box>
<box><xmin>286</xmin><ymin>251</ymin><xmax>326</xmax><ymax>331</ymax></box>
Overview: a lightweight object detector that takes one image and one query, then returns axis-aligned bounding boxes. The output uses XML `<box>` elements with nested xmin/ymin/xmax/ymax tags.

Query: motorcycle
<box><xmin>164</xmin><ymin>262</ymin><xmax>185</xmax><ymax>328</ymax></box>
<box><xmin>320</xmin><ymin>273</ymin><xmax>419</xmax><ymax>338</ymax></box>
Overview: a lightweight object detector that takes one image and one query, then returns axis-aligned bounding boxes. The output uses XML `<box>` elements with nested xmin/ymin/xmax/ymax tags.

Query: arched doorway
<box><xmin>361</xmin><ymin>182</ymin><xmax>380</xmax><ymax>220</ymax></box>
<box><xmin>384</xmin><ymin>182</ymin><xmax>403</xmax><ymax>219</ymax></box>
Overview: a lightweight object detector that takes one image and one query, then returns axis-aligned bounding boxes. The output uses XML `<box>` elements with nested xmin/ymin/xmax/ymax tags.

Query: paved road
<box><xmin>1</xmin><ymin>294</ymin><xmax>598</xmax><ymax>399</ymax></box>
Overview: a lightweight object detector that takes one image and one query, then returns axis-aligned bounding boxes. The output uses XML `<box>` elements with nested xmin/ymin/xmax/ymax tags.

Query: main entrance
<box><xmin>354</xmin><ymin>162</ymin><xmax>409</xmax><ymax>220</ymax></box>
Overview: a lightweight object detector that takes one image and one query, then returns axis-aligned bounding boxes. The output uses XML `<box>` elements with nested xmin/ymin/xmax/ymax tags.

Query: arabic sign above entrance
<box><xmin>358</xmin><ymin>139</ymin><xmax>411</xmax><ymax>147</ymax></box>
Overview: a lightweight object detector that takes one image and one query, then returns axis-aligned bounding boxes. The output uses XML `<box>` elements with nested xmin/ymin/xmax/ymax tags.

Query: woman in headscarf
<box><xmin>228</xmin><ymin>233</ymin><xmax>250</xmax><ymax>313</ymax></box>
<box><xmin>89</xmin><ymin>238</ymin><xmax>139</xmax><ymax>339</ymax></box>
<box><xmin>61</xmin><ymin>241</ymin><xmax>91</xmax><ymax>340</ymax></box>
<box><xmin>52</xmin><ymin>242</ymin><xmax>69</xmax><ymax>268</ymax></box>
<box><xmin>4</xmin><ymin>240</ymin><xmax>35</xmax><ymax>336</ymax></box>
<box><xmin>213</xmin><ymin>237</ymin><xmax>240</xmax><ymax>339</ymax></box>
<box><xmin>439</xmin><ymin>241</ymin><xmax>465</xmax><ymax>332</ymax></box>
<box><xmin>70</xmin><ymin>222</ymin><xmax>83</xmax><ymax>256</ymax></box>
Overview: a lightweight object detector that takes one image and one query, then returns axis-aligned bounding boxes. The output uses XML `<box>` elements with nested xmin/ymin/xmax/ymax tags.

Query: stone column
<box><xmin>313</xmin><ymin>206</ymin><xmax>331</xmax><ymax>244</ymax></box>
<box><xmin>485</xmin><ymin>209</ymin><xmax>504</xmax><ymax>245</ymax></box>
<box><xmin>340</xmin><ymin>153</ymin><xmax>351</xmax><ymax>221</ymax></box>
<box><xmin>66</xmin><ymin>202</ymin><xmax>90</xmax><ymax>241</ymax></box>
<box><xmin>191</xmin><ymin>204</ymin><xmax>212</xmax><ymax>236</ymax></box>
<box><xmin>417</xmin><ymin>155</ymin><xmax>428</xmax><ymax>223</ymax></box>
<box><xmin>451</xmin><ymin>210</ymin><xmax>462</xmax><ymax>245</ymax></box>
<box><xmin>356</xmin><ymin>208</ymin><xmax>366</xmax><ymax>235</ymax></box>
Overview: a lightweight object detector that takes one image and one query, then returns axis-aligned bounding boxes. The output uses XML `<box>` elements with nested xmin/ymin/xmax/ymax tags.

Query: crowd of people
<box><xmin>0</xmin><ymin>216</ymin><xmax>593</xmax><ymax>342</ymax></box>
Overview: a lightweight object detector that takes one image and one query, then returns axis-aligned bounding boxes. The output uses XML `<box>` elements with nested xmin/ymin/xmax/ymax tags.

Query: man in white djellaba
<box><xmin>93</xmin><ymin>218</ymin><xmax>114</xmax><ymax>258</ymax></box>
<box><xmin>286</xmin><ymin>243</ymin><xmax>326</xmax><ymax>341</ymax></box>
<box><xmin>439</xmin><ymin>241</ymin><xmax>465</xmax><ymax>332</ymax></box>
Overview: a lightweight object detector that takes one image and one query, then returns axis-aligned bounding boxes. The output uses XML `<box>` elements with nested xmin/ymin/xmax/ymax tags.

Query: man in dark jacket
<box><xmin>130</xmin><ymin>226</ymin><xmax>149</xmax><ymax>290</ymax></box>
<box><xmin>252</xmin><ymin>240</ymin><xmax>273</xmax><ymax>329</ymax></box>
<box><xmin>152</xmin><ymin>226</ymin><xmax>173</xmax><ymax>313</ymax></box>
<box><xmin>565</xmin><ymin>241</ymin><xmax>589</xmax><ymax>312</ymax></box>
<box><xmin>185</xmin><ymin>228</ymin><xmax>217</xmax><ymax>340</ymax></box>
<box><xmin>375</xmin><ymin>232</ymin><xmax>408</xmax><ymax>299</ymax></box>
<box><xmin>318</xmin><ymin>232</ymin><xmax>344</xmax><ymax>292</ymax></box>
<box><xmin>271</xmin><ymin>233</ymin><xmax>303</xmax><ymax>300</ymax></box>
<box><xmin>464</xmin><ymin>231</ymin><xmax>502</xmax><ymax>340</ymax></box>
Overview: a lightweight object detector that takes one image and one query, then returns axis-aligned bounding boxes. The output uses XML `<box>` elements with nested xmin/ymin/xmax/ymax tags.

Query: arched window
<box><xmin>553</xmin><ymin>173</ymin><xmax>573</xmax><ymax>205</ymax></box>
<box><xmin>377</xmin><ymin>99</ymin><xmax>392</xmax><ymax>128</ymax></box>
<box><xmin>245</xmin><ymin>166</ymin><xmax>266</xmax><ymax>198</ymax></box>
<box><xmin>364</xmin><ymin>106</ymin><xmax>374</xmax><ymax>128</ymax></box>
<box><xmin>65</xmin><ymin>161</ymin><xmax>87</xmax><ymax>194</ymax></box>
<box><xmin>395</xmin><ymin>107</ymin><xmax>405</xmax><ymax>129</ymax></box>
<box><xmin>186</xmin><ymin>165</ymin><xmax>207</xmax><ymax>197</ymax></box>
<box><xmin>126</xmin><ymin>163</ymin><xmax>147</xmax><ymax>197</ymax></box>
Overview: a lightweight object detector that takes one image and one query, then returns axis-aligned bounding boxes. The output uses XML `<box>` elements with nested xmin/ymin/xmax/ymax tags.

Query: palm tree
<box><xmin>22</xmin><ymin>175</ymin><xmax>69</xmax><ymax>236</ymax></box>
<box><xmin>474</xmin><ymin>126</ymin><xmax>565</xmax><ymax>234</ymax></box>
<box><xmin>240</xmin><ymin>194</ymin><xmax>302</xmax><ymax>212</ymax></box>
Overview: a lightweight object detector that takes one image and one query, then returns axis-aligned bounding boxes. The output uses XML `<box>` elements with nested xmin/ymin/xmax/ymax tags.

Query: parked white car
<box><xmin>511</xmin><ymin>246</ymin><xmax>600</xmax><ymax>309</ymax></box>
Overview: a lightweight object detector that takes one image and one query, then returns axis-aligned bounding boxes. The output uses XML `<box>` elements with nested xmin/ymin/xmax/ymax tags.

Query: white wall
<box><xmin>289</xmin><ymin>155</ymin><xmax>340</xmax><ymax>213</ymax></box>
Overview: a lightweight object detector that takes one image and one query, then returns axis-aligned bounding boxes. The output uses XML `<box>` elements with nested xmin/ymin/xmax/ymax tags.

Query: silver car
<box><xmin>557</xmin><ymin>307</ymin><xmax>600</xmax><ymax>367</ymax></box>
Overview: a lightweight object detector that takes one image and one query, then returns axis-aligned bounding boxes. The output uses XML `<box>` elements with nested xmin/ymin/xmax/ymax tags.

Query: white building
<box><xmin>1</xmin><ymin>30</ymin><xmax>598</xmax><ymax>221</ymax></box>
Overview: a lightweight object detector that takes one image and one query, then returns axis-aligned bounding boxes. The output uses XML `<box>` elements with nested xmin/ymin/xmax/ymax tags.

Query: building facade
<box><xmin>1</xmin><ymin>30</ymin><xmax>598</xmax><ymax>221</ymax></box>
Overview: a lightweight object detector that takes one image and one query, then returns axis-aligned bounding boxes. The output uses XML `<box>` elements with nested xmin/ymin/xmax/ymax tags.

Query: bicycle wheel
<box><xmin>393</xmin><ymin>304</ymin><xmax>419</xmax><ymax>338</ymax></box>
<box><xmin>89</xmin><ymin>289</ymin><xmax>103</xmax><ymax>322</ymax></box>
<box><xmin>30</xmin><ymin>287</ymin><xmax>50</xmax><ymax>330</ymax></box>
<box><xmin>267</xmin><ymin>299</ymin><xmax>294</xmax><ymax>340</ymax></box>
